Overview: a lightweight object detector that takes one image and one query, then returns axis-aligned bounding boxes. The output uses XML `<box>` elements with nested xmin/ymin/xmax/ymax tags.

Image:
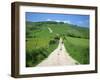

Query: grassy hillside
<box><xmin>26</xmin><ymin>21</ymin><xmax>89</xmax><ymax>67</ymax></box>
<box><xmin>64</xmin><ymin>37</ymin><xmax>89</xmax><ymax>64</ymax></box>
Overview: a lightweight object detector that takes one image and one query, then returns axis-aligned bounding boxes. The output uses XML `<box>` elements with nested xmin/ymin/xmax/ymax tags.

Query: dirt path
<box><xmin>48</xmin><ymin>27</ymin><xmax>53</xmax><ymax>33</ymax></box>
<box><xmin>37</xmin><ymin>38</ymin><xmax>79</xmax><ymax>67</ymax></box>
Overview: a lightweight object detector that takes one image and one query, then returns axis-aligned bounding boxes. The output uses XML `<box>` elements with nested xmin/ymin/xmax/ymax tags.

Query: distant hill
<box><xmin>26</xmin><ymin>21</ymin><xmax>89</xmax><ymax>39</ymax></box>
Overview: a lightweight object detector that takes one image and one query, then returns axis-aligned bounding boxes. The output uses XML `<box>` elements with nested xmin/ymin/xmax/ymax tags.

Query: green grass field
<box><xmin>26</xmin><ymin>21</ymin><xmax>89</xmax><ymax>67</ymax></box>
<box><xmin>64</xmin><ymin>37</ymin><xmax>89</xmax><ymax>64</ymax></box>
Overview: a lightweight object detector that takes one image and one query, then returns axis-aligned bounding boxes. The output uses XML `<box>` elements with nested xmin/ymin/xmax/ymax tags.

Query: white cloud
<box><xmin>55</xmin><ymin>20</ymin><xmax>60</xmax><ymax>22</ymax></box>
<box><xmin>46</xmin><ymin>19</ymin><xmax>72</xmax><ymax>24</ymax></box>
<box><xmin>78</xmin><ymin>20</ymin><xmax>89</xmax><ymax>24</ymax></box>
<box><xmin>47</xmin><ymin>19</ymin><xmax>52</xmax><ymax>21</ymax></box>
<box><xmin>63</xmin><ymin>20</ymin><xmax>71</xmax><ymax>24</ymax></box>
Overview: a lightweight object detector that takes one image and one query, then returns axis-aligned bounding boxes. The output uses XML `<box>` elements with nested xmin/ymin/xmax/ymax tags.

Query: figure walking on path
<box><xmin>60</xmin><ymin>38</ymin><xmax>64</xmax><ymax>50</ymax></box>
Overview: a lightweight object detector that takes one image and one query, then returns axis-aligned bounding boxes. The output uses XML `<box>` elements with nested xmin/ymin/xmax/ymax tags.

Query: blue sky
<box><xmin>26</xmin><ymin>12</ymin><xmax>90</xmax><ymax>28</ymax></box>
